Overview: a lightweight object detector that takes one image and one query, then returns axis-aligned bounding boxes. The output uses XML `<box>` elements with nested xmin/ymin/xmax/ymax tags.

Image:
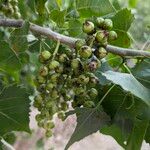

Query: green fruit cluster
<box><xmin>82</xmin><ymin>18</ymin><xmax>117</xmax><ymax>59</ymax></box>
<box><xmin>0</xmin><ymin>0</ymin><xmax>21</xmax><ymax>18</ymax></box>
<box><xmin>33</xmin><ymin>17</ymin><xmax>117</xmax><ymax>137</ymax></box>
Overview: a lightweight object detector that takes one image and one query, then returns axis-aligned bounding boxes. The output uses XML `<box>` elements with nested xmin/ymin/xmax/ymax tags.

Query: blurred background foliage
<box><xmin>0</xmin><ymin>0</ymin><xmax>150</xmax><ymax>149</ymax></box>
<box><xmin>118</xmin><ymin>0</ymin><xmax>150</xmax><ymax>48</ymax></box>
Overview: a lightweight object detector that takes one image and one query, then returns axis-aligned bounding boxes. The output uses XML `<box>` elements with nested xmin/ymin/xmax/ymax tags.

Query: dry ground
<box><xmin>14</xmin><ymin>108</ymin><xmax>150</xmax><ymax>150</ymax></box>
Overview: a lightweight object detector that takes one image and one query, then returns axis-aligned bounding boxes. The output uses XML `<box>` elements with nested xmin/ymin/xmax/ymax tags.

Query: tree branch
<box><xmin>0</xmin><ymin>18</ymin><xmax>150</xmax><ymax>58</ymax></box>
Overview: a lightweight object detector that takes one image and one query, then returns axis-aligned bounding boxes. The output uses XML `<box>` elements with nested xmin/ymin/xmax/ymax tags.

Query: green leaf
<box><xmin>50</xmin><ymin>9</ymin><xmax>66</xmax><ymax>27</ymax></box>
<box><xmin>76</xmin><ymin>0</ymin><xmax>116</xmax><ymax>18</ymax></box>
<box><xmin>101</xmin><ymin>125</ymin><xmax>126</xmax><ymax>147</ymax></box>
<box><xmin>95</xmin><ymin>60</ymin><xmax>112</xmax><ymax>85</ymax></box>
<box><xmin>111</xmin><ymin>0</ymin><xmax>121</xmax><ymax>10</ymax></box>
<box><xmin>3</xmin><ymin>132</ymin><xmax>16</xmax><ymax>145</ymax></box>
<box><xmin>102</xmin><ymin>71</ymin><xmax>150</xmax><ymax>106</ymax></box>
<box><xmin>0</xmin><ymin>143</ymin><xmax>2</xmax><ymax>150</ymax></box>
<box><xmin>145</xmin><ymin>124</ymin><xmax>150</xmax><ymax>143</ymax></box>
<box><xmin>106</xmin><ymin>53</ymin><xmax>123</xmax><ymax>68</ymax></box>
<box><xmin>0</xmin><ymin>85</ymin><xmax>30</xmax><ymax>136</ymax></box>
<box><xmin>0</xmin><ymin>41</ymin><xmax>22</xmax><ymax>72</ymax></box>
<box><xmin>47</xmin><ymin>0</ymin><xmax>59</xmax><ymax>11</ymax></box>
<box><xmin>101</xmin><ymin>86</ymin><xmax>150</xmax><ymax>121</ymax></box>
<box><xmin>18</xmin><ymin>0</ymin><xmax>32</xmax><ymax>19</ymax></box>
<box><xmin>10</xmin><ymin>22</ymin><xmax>29</xmax><ymax>52</ymax></box>
<box><xmin>65</xmin><ymin>108</ymin><xmax>110</xmax><ymax>149</ymax></box>
<box><xmin>68</xmin><ymin>19</ymin><xmax>83</xmax><ymax>37</ymax></box>
<box><xmin>108</xmin><ymin>8</ymin><xmax>134</xmax><ymax>47</ymax></box>
<box><xmin>100</xmin><ymin>86</ymin><xmax>150</xmax><ymax>148</ymax></box>
<box><xmin>35</xmin><ymin>0</ymin><xmax>47</xmax><ymax>15</ymax></box>
<box><xmin>111</xmin><ymin>8</ymin><xmax>134</xmax><ymax>31</ymax></box>
<box><xmin>101</xmin><ymin>86</ymin><xmax>126</xmax><ymax>119</ymax></box>
<box><xmin>128</xmin><ymin>0</ymin><xmax>139</xmax><ymax>8</ymax></box>
<box><xmin>62</xmin><ymin>0</ymin><xmax>76</xmax><ymax>11</ymax></box>
<box><xmin>56</xmin><ymin>0</ymin><xmax>62</xmax><ymax>9</ymax></box>
<box><xmin>132</xmin><ymin>59</ymin><xmax>150</xmax><ymax>89</ymax></box>
<box><xmin>126</xmin><ymin>119</ymin><xmax>149</xmax><ymax>150</ymax></box>
<box><xmin>19</xmin><ymin>52</ymin><xmax>30</xmax><ymax>64</ymax></box>
<box><xmin>109</xmin><ymin>30</ymin><xmax>132</xmax><ymax>48</ymax></box>
<box><xmin>27</xmin><ymin>0</ymin><xmax>36</xmax><ymax>12</ymax></box>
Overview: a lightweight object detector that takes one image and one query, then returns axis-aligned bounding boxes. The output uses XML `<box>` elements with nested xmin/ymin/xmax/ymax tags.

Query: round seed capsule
<box><xmin>83</xmin><ymin>21</ymin><xmax>95</xmax><ymax>34</ymax></box>
<box><xmin>79</xmin><ymin>46</ymin><xmax>92</xmax><ymax>59</ymax></box>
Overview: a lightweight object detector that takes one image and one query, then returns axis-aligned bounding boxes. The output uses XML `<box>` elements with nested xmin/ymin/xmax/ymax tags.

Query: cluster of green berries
<box><xmin>81</xmin><ymin>18</ymin><xmax>117</xmax><ymax>57</ymax></box>
<box><xmin>0</xmin><ymin>0</ymin><xmax>21</xmax><ymax>18</ymax></box>
<box><xmin>33</xmin><ymin>17</ymin><xmax>117</xmax><ymax>137</ymax></box>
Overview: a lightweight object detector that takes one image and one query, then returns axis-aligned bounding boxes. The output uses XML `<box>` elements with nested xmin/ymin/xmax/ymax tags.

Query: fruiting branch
<box><xmin>0</xmin><ymin>18</ymin><xmax>150</xmax><ymax>57</ymax></box>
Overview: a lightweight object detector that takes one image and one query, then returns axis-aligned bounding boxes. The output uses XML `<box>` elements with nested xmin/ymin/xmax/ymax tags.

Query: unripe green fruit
<box><xmin>33</xmin><ymin>100</ymin><xmax>40</xmax><ymax>108</ymax></box>
<box><xmin>65</xmin><ymin>48</ymin><xmax>72</xmax><ymax>57</ymax></box>
<box><xmin>46</xmin><ymin>83</ymin><xmax>55</xmax><ymax>90</ymax></box>
<box><xmin>10</xmin><ymin>0</ymin><xmax>18</xmax><ymax>5</ymax></box>
<box><xmin>64</xmin><ymin>94</ymin><xmax>72</xmax><ymax>101</ymax></box>
<box><xmin>7</xmin><ymin>6</ymin><xmax>14</xmax><ymax>14</ymax></box>
<box><xmin>39</xmin><ymin>50</ymin><xmax>51</xmax><ymax>62</ymax></box>
<box><xmin>87</xmin><ymin>56</ymin><xmax>101</xmax><ymax>71</ymax></box>
<box><xmin>108</xmin><ymin>31</ymin><xmax>117</xmax><ymax>40</ymax></box>
<box><xmin>50</xmin><ymin>73</ymin><xmax>60</xmax><ymax>83</ymax></box>
<box><xmin>103</xmin><ymin>19</ymin><xmax>113</xmax><ymax>30</ymax></box>
<box><xmin>45</xmin><ymin>101</ymin><xmax>53</xmax><ymax>108</ymax></box>
<box><xmin>49</xmin><ymin>60</ymin><xmax>60</xmax><ymax>70</ymax></box>
<box><xmin>44</xmin><ymin>121</ymin><xmax>55</xmax><ymax>129</ymax></box>
<box><xmin>79</xmin><ymin>46</ymin><xmax>92</xmax><ymax>59</ymax></box>
<box><xmin>14</xmin><ymin>12</ymin><xmax>21</xmax><ymax>19</ymax></box>
<box><xmin>37</xmin><ymin>84</ymin><xmax>46</xmax><ymax>93</ymax></box>
<box><xmin>38</xmin><ymin>121</ymin><xmax>44</xmax><ymax>128</ymax></box>
<box><xmin>74</xmin><ymin>86</ymin><xmax>85</xmax><ymax>95</ymax></box>
<box><xmin>78</xmin><ymin>93</ymin><xmax>90</xmax><ymax>101</ymax></box>
<box><xmin>36</xmin><ymin>75</ymin><xmax>46</xmax><ymax>84</ymax></box>
<box><xmin>41</xmin><ymin>109</ymin><xmax>51</xmax><ymax>119</ymax></box>
<box><xmin>75</xmin><ymin>40</ymin><xmax>86</xmax><ymax>50</ymax></box>
<box><xmin>51</xmin><ymin>89</ymin><xmax>58</xmax><ymax>99</ymax></box>
<box><xmin>96</xmin><ymin>17</ymin><xmax>104</xmax><ymax>28</ymax></box>
<box><xmin>89</xmin><ymin>76</ymin><xmax>99</xmax><ymax>86</ymax></box>
<box><xmin>77</xmin><ymin>75</ymin><xmax>89</xmax><ymax>85</ymax></box>
<box><xmin>58</xmin><ymin>54</ymin><xmax>68</xmax><ymax>63</ymax></box>
<box><xmin>39</xmin><ymin>66</ymin><xmax>48</xmax><ymax>76</ymax></box>
<box><xmin>13</xmin><ymin>5</ymin><xmax>19</xmax><ymax>12</ymax></box>
<box><xmin>35</xmin><ymin>114</ymin><xmax>42</xmax><ymax>122</ymax></box>
<box><xmin>83</xmin><ymin>21</ymin><xmax>95</xmax><ymax>34</ymax></box>
<box><xmin>71</xmin><ymin>58</ymin><xmax>81</xmax><ymax>70</ymax></box>
<box><xmin>86</xmin><ymin>35</ymin><xmax>95</xmax><ymax>46</ymax></box>
<box><xmin>55</xmin><ymin>65</ymin><xmax>64</xmax><ymax>73</ymax></box>
<box><xmin>60</xmin><ymin>102</ymin><xmax>68</xmax><ymax>111</ymax></box>
<box><xmin>95</xmin><ymin>47</ymin><xmax>107</xmax><ymax>59</ymax></box>
<box><xmin>100</xmin><ymin>40</ymin><xmax>108</xmax><ymax>47</ymax></box>
<box><xmin>95</xmin><ymin>31</ymin><xmax>106</xmax><ymax>42</ymax></box>
<box><xmin>83</xmin><ymin>101</ymin><xmax>95</xmax><ymax>108</ymax></box>
<box><xmin>45</xmin><ymin>130</ymin><xmax>52</xmax><ymax>138</ymax></box>
<box><xmin>34</xmin><ymin>95</ymin><xmax>43</xmax><ymax>103</ymax></box>
<box><xmin>57</xmin><ymin>112</ymin><xmax>65</xmax><ymax>121</ymax></box>
<box><xmin>88</xmin><ymin>88</ymin><xmax>98</xmax><ymax>99</ymax></box>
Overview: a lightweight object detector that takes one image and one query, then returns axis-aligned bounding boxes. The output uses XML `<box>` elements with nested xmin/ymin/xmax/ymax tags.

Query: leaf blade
<box><xmin>76</xmin><ymin>0</ymin><xmax>116</xmax><ymax>18</ymax></box>
<box><xmin>0</xmin><ymin>85</ymin><xmax>30</xmax><ymax>136</ymax></box>
<box><xmin>126</xmin><ymin>119</ymin><xmax>149</xmax><ymax>150</ymax></box>
<box><xmin>0</xmin><ymin>41</ymin><xmax>22</xmax><ymax>72</ymax></box>
<box><xmin>10</xmin><ymin>21</ymin><xmax>29</xmax><ymax>52</ymax></box>
<box><xmin>102</xmin><ymin>71</ymin><xmax>150</xmax><ymax>106</ymax></box>
<box><xmin>111</xmin><ymin>8</ymin><xmax>134</xmax><ymax>31</ymax></box>
<box><xmin>65</xmin><ymin>108</ymin><xmax>110</xmax><ymax>149</ymax></box>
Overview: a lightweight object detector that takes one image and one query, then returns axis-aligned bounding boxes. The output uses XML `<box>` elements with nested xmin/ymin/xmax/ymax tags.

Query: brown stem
<box><xmin>0</xmin><ymin>18</ymin><xmax>150</xmax><ymax>58</ymax></box>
